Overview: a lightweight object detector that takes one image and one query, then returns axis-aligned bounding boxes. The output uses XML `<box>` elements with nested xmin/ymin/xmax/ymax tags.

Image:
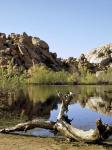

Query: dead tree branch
<box><xmin>0</xmin><ymin>92</ymin><xmax>112</xmax><ymax>143</ymax></box>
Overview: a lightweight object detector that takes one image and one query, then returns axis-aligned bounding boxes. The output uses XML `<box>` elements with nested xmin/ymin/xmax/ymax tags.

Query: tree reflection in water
<box><xmin>0</xmin><ymin>89</ymin><xmax>59</xmax><ymax>127</ymax></box>
<box><xmin>0</xmin><ymin>85</ymin><xmax>112</xmax><ymax>128</ymax></box>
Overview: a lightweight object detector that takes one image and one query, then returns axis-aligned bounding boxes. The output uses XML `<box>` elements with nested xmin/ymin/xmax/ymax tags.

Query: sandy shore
<box><xmin>0</xmin><ymin>134</ymin><xmax>111</xmax><ymax>150</ymax></box>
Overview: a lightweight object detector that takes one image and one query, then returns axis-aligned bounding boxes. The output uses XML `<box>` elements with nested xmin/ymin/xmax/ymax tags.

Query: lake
<box><xmin>0</xmin><ymin>85</ymin><xmax>112</xmax><ymax>137</ymax></box>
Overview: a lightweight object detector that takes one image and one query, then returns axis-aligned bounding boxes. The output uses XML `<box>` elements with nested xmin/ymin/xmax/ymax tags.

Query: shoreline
<box><xmin>0</xmin><ymin>134</ymin><xmax>109</xmax><ymax>150</ymax></box>
<box><xmin>27</xmin><ymin>82</ymin><xmax>112</xmax><ymax>86</ymax></box>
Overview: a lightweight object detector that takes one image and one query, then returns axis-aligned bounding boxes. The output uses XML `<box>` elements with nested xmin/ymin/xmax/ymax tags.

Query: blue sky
<box><xmin>0</xmin><ymin>0</ymin><xmax>112</xmax><ymax>58</ymax></box>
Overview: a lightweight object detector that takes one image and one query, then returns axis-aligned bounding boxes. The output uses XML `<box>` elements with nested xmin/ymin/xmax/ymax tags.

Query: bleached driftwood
<box><xmin>0</xmin><ymin>92</ymin><xmax>112</xmax><ymax>143</ymax></box>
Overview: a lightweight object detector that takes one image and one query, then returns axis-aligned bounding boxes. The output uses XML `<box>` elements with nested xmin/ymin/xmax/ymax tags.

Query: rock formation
<box><xmin>63</xmin><ymin>54</ymin><xmax>97</xmax><ymax>74</ymax></box>
<box><xmin>65</xmin><ymin>44</ymin><xmax>112</xmax><ymax>74</ymax></box>
<box><xmin>0</xmin><ymin>32</ymin><xmax>62</xmax><ymax>71</ymax></box>
<box><xmin>85</xmin><ymin>44</ymin><xmax>112</xmax><ymax>67</ymax></box>
<box><xmin>0</xmin><ymin>32</ymin><xmax>112</xmax><ymax>75</ymax></box>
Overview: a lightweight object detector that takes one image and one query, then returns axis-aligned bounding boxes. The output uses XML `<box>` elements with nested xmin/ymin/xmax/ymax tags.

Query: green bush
<box><xmin>97</xmin><ymin>68</ymin><xmax>112</xmax><ymax>84</ymax></box>
<box><xmin>27</xmin><ymin>64</ymin><xmax>77</xmax><ymax>84</ymax></box>
<box><xmin>0</xmin><ymin>61</ymin><xmax>112</xmax><ymax>86</ymax></box>
<box><xmin>80</xmin><ymin>71</ymin><xmax>97</xmax><ymax>84</ymax></box>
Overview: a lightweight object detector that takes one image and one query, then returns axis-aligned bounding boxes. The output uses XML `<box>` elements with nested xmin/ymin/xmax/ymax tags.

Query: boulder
<box><xmin>32</xmin><ymin>37</ymin><xmax>49</xmax><ymax>50</ymax></box>
<box><xmin>85</xmin><ymin>44</ymin><xmax>112</xmax><ymax>66</ymax></box>
<box><xmin>38</xmin><ymin>40</ymin><xmax>49</xmax><ymax>50</ymax></box>
<box><xmin>32</xmin><ymin>37</ymin><xmax>40</xmax><ymax>45</ymax></box>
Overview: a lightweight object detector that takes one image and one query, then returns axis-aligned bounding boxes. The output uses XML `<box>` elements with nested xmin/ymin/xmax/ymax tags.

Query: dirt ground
<box><xmin>0</xmin><ymin>134</ymin><xmax>111</xmax><ymax>150</ymax></box>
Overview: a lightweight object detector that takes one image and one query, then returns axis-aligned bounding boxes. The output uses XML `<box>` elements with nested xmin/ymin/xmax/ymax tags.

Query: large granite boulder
<box><xmin>85</xmin><ymin>44</ymin><xmax>112</xmax><ymax>66</ymax></box>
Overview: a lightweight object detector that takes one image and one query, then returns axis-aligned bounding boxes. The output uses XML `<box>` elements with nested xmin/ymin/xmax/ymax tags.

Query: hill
<box><xmin>0</xmin><ymin>32</ymin><xmax>62</xmax><ymax>71</ymax></box>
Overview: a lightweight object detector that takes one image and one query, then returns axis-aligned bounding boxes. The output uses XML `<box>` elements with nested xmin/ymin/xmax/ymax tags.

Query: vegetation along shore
<box><xmin>0</xmin><ymin>32</ymin><xmax>112</xmax><ymax>87</ymax></box>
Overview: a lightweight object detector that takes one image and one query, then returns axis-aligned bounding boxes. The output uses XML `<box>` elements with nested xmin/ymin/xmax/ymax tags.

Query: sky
<box><xmin>0</xmin><ymin>0</ymin><xmax>112</xmax><ymax>58</ymax></box>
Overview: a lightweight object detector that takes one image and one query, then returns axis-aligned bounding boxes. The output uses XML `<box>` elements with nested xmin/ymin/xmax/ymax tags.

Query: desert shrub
<box><xmin>97</xmin><ymin>68</ymin><xmax>112</xmax><ymax>84</ymax></box>
<box><xmin>80</xmin><ymin>71</ymin><xmax>97</xmax><ymax>84</ymax></box>
<box><xmin>27</xmin><ymin>64</ymin><xmax>77</xmax><ymax>84</ymax></box>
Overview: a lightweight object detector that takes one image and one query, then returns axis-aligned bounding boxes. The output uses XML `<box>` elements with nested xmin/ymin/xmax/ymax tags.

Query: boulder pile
<box><xmin>65</xmin><ymin>44</ymin><xmax>112</xmax><ymax>74</ymax></box>
<box><xmin>85</xmin><ymin>44</ymin><xmax>112</xmax><ymax>67</ymax></box>
<box><xmin>0</xmin><ymin>32</ymin><xmax>62</xmax><ymax>71</ymax></box>
<box><xmin>62</xmin><ymin>54</ymin><xmax>97</xmax><ymax>73</ymax></box>
<box><xmin>0</xmin><ymin>32</ymin><xmax>112</xmax><ymax>74</ymax></box>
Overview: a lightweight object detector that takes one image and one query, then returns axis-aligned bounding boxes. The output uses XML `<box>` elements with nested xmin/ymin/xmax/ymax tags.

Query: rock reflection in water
<box><xmin>86</xmin><ymin>97</ymin><xmax>112</xmax><ymax>116</ymax></box>
<box><xmin>72</xmin><ymin>86</ymin><xmax>112</xmax><ymax>116</ymax></box>
<box><xmin>0</xmin><ymin>85</ymin><xmax>112</xmax><ymax>129</ymax></box>
<box><xmin>10</xmin><ymin>91</ymin><xmax>59</xmax><ymax>120</ymax></box>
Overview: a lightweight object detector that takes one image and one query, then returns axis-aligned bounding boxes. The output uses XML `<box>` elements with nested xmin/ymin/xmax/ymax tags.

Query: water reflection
<box><xmin>72</xmin><ymin>86</ymin><xmax>112</xmax><ymax>116</ymax></box>
<box><xmin>0</xmin><ymin>85</ymin><xmax>112</xmax><ymax>131</ymax></box>
<box><xmin>0</xmin><ymin>89</ymin><xmax>59</xmax><ymax>122</ymax></box>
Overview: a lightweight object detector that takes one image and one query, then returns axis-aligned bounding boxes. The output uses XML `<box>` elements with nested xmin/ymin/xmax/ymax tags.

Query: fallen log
<box><xmin>55</xmin><ymin>120</ymin><xmax>112</xmax><ymax>143</ymax></box>
<box><xmin>0</xmin><ymin>92</ymin><xmax>112</xmax><ymax>143</ymax></box>
<box><xmin>0</xmin><ymin>119</ymin><xmax>55</xmax><ymax>133</ymax></box>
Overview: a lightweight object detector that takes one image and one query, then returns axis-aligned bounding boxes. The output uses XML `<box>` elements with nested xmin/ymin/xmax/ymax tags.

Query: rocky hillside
<box><xmin>0</xmin><ymin>32</ymin><xmax>62</xmax><ymax>71</ymax></box>
<box><xmin>0</xmin><ymin>32</ymin><xmax>112</xmax><ymax>74</ymax></box>
<box><xmin>65</xmin><ymin>44</ymin><xmax>112</xmax><ymax>74</ymax></box>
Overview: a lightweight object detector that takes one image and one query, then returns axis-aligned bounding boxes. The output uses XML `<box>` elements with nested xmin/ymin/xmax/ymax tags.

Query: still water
<box><xmin>0</xmin><ymin>85</ymin><xmax>112</xmax><ymax>136</ymax></box>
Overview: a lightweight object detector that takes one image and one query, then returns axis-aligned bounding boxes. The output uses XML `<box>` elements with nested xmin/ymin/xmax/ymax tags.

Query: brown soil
<box><xmin>0</xmin><ymin>134</ymin><xmax>111</xmax><ymax>150</ymax></box>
